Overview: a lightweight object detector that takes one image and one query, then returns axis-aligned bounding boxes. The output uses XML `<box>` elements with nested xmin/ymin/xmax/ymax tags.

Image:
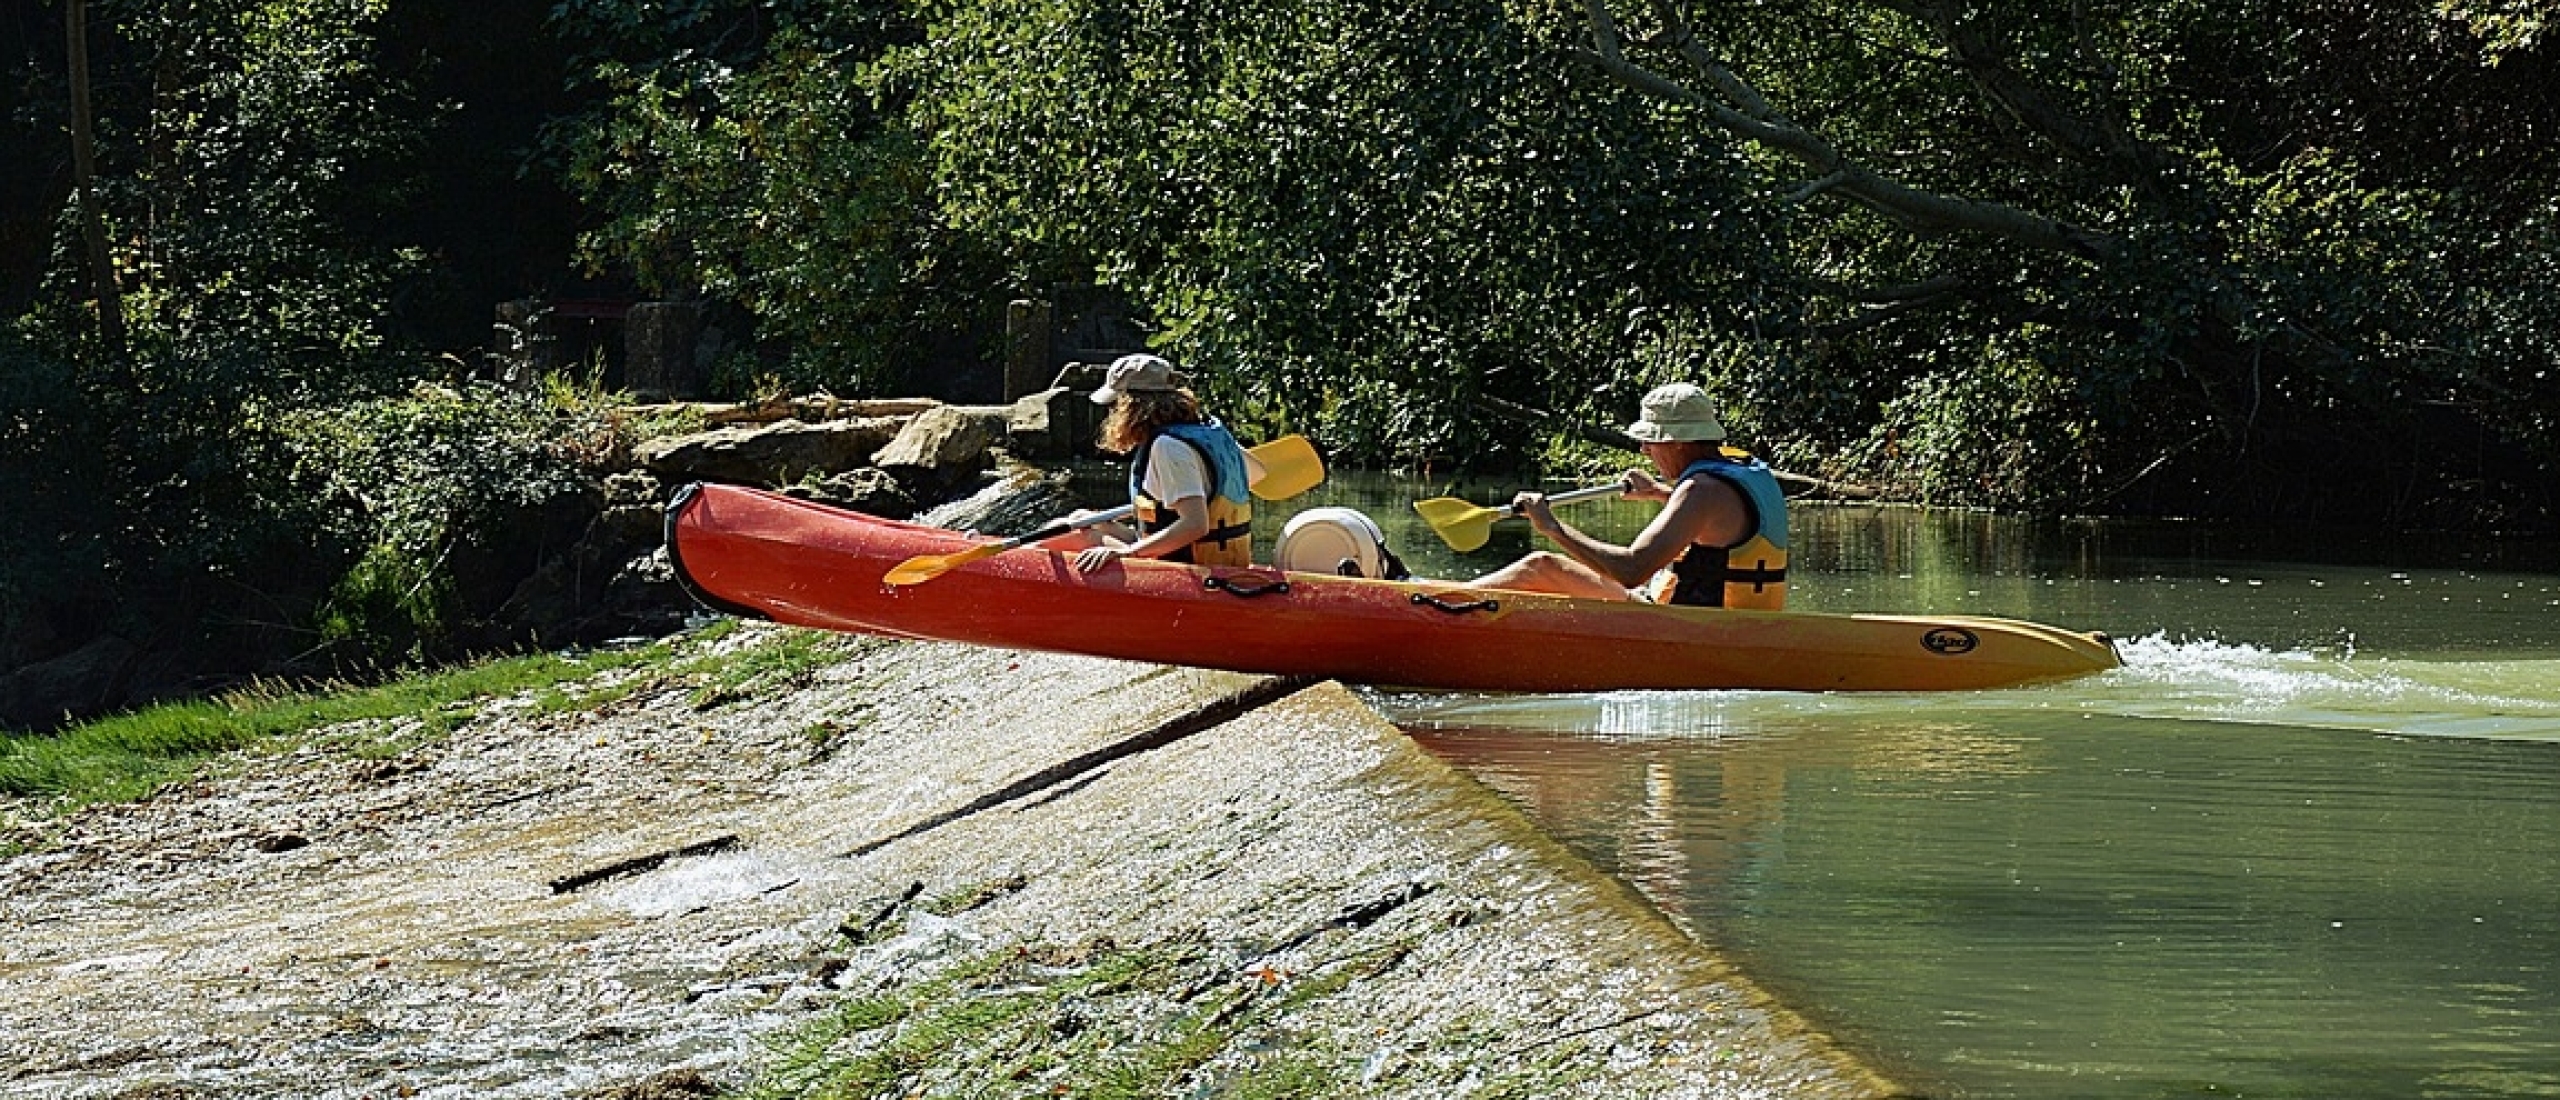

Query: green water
<box><xmin>1280</xmin><ymin>472</ymin><xmax>2560</xmax><ymax>1099</ymax></box>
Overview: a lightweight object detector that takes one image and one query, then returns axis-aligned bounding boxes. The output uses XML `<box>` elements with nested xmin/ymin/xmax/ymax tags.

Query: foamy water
<box><xmin>1385</xmin><ymin>633</ymin><xmax>2560</xmax><ymax>743</ymax></box>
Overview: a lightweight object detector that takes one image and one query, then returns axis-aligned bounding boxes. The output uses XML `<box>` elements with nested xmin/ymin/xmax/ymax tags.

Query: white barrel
<box><xmin>1273</xmin><ymin>507</ymin><xmax>1392</xmax><ymax>578</ymax></box>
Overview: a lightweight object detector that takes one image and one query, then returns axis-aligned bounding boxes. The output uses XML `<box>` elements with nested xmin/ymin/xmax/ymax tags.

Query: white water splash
<box><xmin>2081</xmin><ymin>633</ymin><xmax>2560</xmax><ymax>742</ymax></box>
<box><xmin>1378</xmin><ymin>633</ymin><xmax>2560</xmax><ymax>743</ymax></box>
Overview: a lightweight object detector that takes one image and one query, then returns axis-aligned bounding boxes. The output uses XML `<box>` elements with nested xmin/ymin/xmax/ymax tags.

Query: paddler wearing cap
<box><xmin>1465</xmin><ymin>383</ymin><xmax>1789</xmax><ymax>609</ymax></box>
<box><xmin>1051</xmin><ymin>353</ymin><xmax>1264</xmax><ymax>573</ymax></box>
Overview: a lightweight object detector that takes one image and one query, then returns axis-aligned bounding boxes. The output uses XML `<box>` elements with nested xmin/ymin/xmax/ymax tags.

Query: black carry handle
<box><xmin>1411</xmin><ymin>592</ymin><xmax>1500</xmax><ymax>615</ymax></box>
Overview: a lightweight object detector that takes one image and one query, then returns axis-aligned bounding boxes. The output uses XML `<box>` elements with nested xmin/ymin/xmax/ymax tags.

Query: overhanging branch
<box><xmin>1576</xmin><ymin>1</ymin><xmax>2121</xmax><ymax>261</ymax></box>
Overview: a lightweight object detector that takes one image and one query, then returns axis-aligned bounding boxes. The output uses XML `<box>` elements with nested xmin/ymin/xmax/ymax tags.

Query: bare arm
<box><xmin>1519</xmin><ymin>479</ymin><xmax>1714</xmax><ymax>588</ymax></box>
<box><xmin>1075</xmin><ymin>495</ymin><xmax>1209</xmax><ymax>572</ymax></box>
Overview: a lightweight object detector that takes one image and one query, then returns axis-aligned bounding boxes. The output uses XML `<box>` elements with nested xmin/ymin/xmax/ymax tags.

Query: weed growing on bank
<box><xmin>0</xmin><ymin>620</ymin><xmax>879</xmax><ymax>836</ymax></box>
<box><xmin>745</xmin><ymin>941</ymin><xmax>1353</xmax><ymax>1100</ymax></box>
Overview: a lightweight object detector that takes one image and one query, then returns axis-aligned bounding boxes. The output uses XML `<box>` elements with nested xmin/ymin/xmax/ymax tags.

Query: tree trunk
<box><xmin>66</xmin><ymin>0</ymin><xmax>126</xmax><ymax>355</ymax></box>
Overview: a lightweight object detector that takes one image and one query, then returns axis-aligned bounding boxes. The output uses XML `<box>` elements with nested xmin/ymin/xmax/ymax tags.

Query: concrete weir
<box><xmin>1</xmin><ymin>628</ymin><xmax>1902</xmax><ymax>1098</ymax></box>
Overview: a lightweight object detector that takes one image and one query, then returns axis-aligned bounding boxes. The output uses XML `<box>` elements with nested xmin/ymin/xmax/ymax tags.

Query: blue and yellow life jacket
<box><xmin>1649</xmin><ymin>449</ymin><xmax>1789</xmax><ymax>610</ymax></box>
<box><xmin>1129</xmin><ymin>421</ymin><xmax>1254</xmax><ymax>566</ymax></box>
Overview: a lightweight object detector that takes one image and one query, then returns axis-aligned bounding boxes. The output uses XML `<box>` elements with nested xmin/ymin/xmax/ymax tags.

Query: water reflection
<box><xmin>1392</xmin><ymin>663</ymin><xmax>2560</xmax><ymax>1100</ymax></box>
<box><xmin>1326</xmin><ymin>480</ymin><xmax>2560</xmax><ymax>1100</ymax></box>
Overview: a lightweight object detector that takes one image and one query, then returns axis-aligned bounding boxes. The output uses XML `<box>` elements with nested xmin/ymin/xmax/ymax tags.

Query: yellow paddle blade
<box><xmin>1412</xmin><ymin>496</ymin><xmax>1505</xmax><ymax>552</ymax></box>
<box><xmin>881</xmin><ymin>542</ymin><xmax>1005</xmax><ymax>586</ymax></box>
<box><xmin>1245</xmin><ymin>434</ymin><xmax>1325</xmax><ymax>500</ymax></box>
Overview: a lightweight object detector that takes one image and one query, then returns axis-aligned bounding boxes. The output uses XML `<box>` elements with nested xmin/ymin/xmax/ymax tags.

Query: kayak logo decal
<box><xmin>1921</xmin><ymin>627</ymin><xmax>1980</xmax><ymax>656</ymax></box>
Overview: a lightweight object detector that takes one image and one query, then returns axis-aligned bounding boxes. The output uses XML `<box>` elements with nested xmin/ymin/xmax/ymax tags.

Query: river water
<box><xmin>1279</xmin><ymin>471</ymin><xmax>2560</xmax><ymax>1100</ymax></box>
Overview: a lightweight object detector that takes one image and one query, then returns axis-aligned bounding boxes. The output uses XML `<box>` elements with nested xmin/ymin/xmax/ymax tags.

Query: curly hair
<box><xmin>1098</xmin><ymin>389</ymin><xmax>1205</xmax><ymax>454</ymax></box>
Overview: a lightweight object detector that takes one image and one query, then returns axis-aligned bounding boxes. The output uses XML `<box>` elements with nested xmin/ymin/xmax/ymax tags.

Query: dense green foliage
<box><xmin>281</xmin><ymin>379</ymin><xmax>626</xmax><ymax>668</ymax></box>
<box><xmin>5</xmin><ymin>0</ymin><xmax>428</xmax><ymax>690</ymax></box>
<box><xmin>4</xmin><ymin>1</ymin><xmax>629</xmax><ymax>706</ymax></box>
<box><xmin>6</xmin><ymin>0</ymin><xmax>2558</xmax><ymax>723</ymax></box>
<box><xmin>548</xmin><ymin>0</ymin><xmax>998</xmax><ymax>394</ymax></box>
<box><xmin>894</xmin><ymin>0</ymin><xmax>1795</xmax><ymax>467</ymax></box>
<box><xmin>27</xmin><ymin>0</ymin><xmax>417</xmax><ymax>362</ymax></box>
<box><xmin>546</xmin><ymin>0</ymin><xmax>2560</xmax><ymax>516</ymax></box>
<box><xmin>1660</xmin><ymin>0</ymin><xmax>2560</xmax><ymax>520</ymax></box>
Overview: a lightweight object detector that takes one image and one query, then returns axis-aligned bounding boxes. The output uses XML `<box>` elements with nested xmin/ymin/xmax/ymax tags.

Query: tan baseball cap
<box><xmin>1623</xmin><ymin>383</ymin><xmax>1726</xmax><ymax>443</ymax></box>
<box><xmin>1090</xmin><ymin>354</ymin><xmax>1180</xmax><ymax>405</ymax></box>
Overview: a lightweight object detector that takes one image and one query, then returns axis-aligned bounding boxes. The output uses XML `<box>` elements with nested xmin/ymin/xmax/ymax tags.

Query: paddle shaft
<box><xmin>1006</xmin><ymin>504</ymin><xmax>1135</xmax><ymax>547</ymax></box>
<box><xmin>1415</xmin><ymin>480</ymin><xmax>1632</xmax><ymax>551</ymax></box>
<box><xmin>1503</xmin><ymin>481</ymin><xmax>1629</xmax><ymax>517</ymax></box>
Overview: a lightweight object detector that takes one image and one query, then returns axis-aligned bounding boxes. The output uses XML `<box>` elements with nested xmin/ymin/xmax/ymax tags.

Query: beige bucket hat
<box><xmin>1090</xmin><ymin>353</ymin><xmax>1181</xmax><ymax>405</ymax></box>
<box><xmin>1624</xmin><ymin>383</ymin><xmax>1726</xmax><ymax>443</ymax></box>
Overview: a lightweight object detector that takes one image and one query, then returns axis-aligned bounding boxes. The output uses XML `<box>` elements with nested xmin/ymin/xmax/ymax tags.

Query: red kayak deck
<box><xmin>666</xmin><ymin>483</ymin><xmax>2121</xmax><ymax>693</ymax></box>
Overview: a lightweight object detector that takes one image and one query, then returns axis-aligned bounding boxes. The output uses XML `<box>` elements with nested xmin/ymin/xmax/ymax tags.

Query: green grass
<box><xmin>0</xmin><ymin>640</ymin><xmax>681</xmax><ymax>814</ymax></box>
<box><xmin>19</xmin><ymin>619</ymin><xmax>859</xmax><ymax>804</ymax></box>
<box><xmin>0</xmin><ymin>620</ymin><xmax>889</xmax><ymax>838</ymax></box>
<box><xmin>688</xmin><ymin>625</ymin><xmax>868</xmax><ymax>710</ymax></box>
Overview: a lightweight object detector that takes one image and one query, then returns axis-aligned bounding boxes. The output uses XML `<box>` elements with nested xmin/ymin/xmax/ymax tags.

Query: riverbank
<box><xmin>1</xmin><ymin>624</ymin><xmax>1898</xmax><ymax>1098</ymax></box>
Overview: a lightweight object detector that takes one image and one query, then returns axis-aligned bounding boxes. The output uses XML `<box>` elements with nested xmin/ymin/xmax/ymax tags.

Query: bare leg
<box><xmin>1466</xmin><ymin>551</ymin><xmax>1634</xmax><ymax>601</ymax></box>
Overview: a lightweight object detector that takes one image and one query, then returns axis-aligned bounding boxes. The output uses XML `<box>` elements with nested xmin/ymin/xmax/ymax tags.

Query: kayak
<box><xmin>664</xmin><ymin>483</ymin><xmax>2122</xmax><ymax>693</ymax></box>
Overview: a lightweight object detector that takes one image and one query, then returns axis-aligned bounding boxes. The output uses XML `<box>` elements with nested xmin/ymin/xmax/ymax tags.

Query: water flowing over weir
<box><xmin>1</xmin><ymin>636</ymin><xmax>1899</xmax><ymax>1099</ymax></box>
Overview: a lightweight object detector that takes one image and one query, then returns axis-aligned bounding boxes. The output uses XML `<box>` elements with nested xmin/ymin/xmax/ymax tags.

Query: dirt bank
<box><xmin>2</xmin><ymin>625</ymin><xmax>1899</xmax><ymax>1098</ymax></box>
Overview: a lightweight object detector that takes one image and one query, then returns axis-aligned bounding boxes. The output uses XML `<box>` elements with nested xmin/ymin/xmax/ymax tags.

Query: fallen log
<box><xmin>626</xmin><ymin>395</ymin><xmax>942</xmax><ymax>426</ymax></box>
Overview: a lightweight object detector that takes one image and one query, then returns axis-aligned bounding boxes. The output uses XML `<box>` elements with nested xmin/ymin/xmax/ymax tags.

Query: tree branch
<box><xmin>1810</xmin><ymin>274</ymin><xmax>1977</xmax><ymax>340</ymax></box>
<box><xmin>1880</xmin><ymin>0</ymin><xmax>2167</xmax><ymax>190</ymax></box>
<box><xmin>1851</xmin><ymin>274</ymin><xmax>1973</xmax><ymax>303</ymax></box>
<box><xmin>1575</xmin><ymin>1</ymin><xmax>2120</xmax><ymax>260</ymax></box>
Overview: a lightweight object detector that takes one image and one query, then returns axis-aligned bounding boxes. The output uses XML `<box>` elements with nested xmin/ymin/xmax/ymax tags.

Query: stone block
<box><xmin>871</xmin><ymin>405</ymin><xmax>1009</xmax><ymax>473</ymax></box>
<box><xmin>633</xmin><ymin>417</ymin><xmax>905</xmax><ymax>485</ymax></box>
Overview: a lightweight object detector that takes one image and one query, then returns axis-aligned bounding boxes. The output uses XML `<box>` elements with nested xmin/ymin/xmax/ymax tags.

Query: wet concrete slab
<box><xmin>1</xmin><ymin>625</ymin><xmax>1900</xmax><ymax>1098</ymax></box>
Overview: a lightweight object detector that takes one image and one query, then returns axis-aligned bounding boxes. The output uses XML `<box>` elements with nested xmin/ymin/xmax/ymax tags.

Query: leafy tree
<box><xmin>551</xmin><ymin>0</ymin><xmax>999</xmax><ymax>396</ymax></box>
<box><xmin>29</xmin><ymin>0</ymin><xmax>421</xmax><ymax>365</ymax></box>
<box><xmin>895</xmin><ymin>0</ymin><xmax>1799</xmax><ymax>467</ymax></box>
<box><xmin>1573</xmin><ymin>0</ymin><xmax>2560</xmax><ymax>521</ymax></box>
<box><xmin>7</xmin><ymin>0</ymin><xmax>439</xmax><ymax>694</ymax></box>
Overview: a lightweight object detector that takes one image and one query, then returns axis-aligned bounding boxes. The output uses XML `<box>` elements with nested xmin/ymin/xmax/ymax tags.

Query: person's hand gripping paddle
<box><xmin>1411</xmin><ymin>479</ymin><xmax>1629</xmax><ymax>553</ymax></box>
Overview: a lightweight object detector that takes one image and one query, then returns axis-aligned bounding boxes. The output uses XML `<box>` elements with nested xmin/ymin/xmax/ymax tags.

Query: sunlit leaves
<box><xmin>70</xmin><ymin>0</ymin><xmax>417</xmax><ymax>362</ymax></box>
<box><xmin>2437</xmin><ymin>0</ymin><xmax>2554</xmax><ymax>60</ymax></box>
<box><xmin>896</xmin><ymin>0</ymin><xmax>1793</xmax><ymax>464</ymax></box>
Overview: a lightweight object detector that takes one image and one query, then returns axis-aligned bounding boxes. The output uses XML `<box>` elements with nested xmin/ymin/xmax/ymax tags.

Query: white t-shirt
<box><xmin>1140</xmin><ymin>437</ymin><xmax>1213</xmax><ymax>506</ymax></box>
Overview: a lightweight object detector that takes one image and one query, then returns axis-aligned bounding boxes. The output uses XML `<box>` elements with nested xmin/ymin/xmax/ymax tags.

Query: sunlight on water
<box><xmin>594</xmin><ymin>849</ymin><xmax>806</xmax><ymax>919</ymax></box>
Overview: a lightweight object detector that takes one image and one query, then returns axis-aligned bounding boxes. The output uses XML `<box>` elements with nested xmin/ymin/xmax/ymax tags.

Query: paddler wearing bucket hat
<box><xmin>1465</xmin><ymin>382</ymin><xmax>1789</xmax><ymax>610</ymax></box>
<box><xmin>1051</xmin><ymin>353</ymin><xmax>1265</xmax><ymax>573</ymax></box>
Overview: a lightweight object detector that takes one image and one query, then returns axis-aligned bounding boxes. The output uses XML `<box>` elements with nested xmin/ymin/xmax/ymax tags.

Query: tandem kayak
<box><xmin>665</xmin><ymin>483</ymin><xmax>2122</xmax><ymax>693</ymax></box>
